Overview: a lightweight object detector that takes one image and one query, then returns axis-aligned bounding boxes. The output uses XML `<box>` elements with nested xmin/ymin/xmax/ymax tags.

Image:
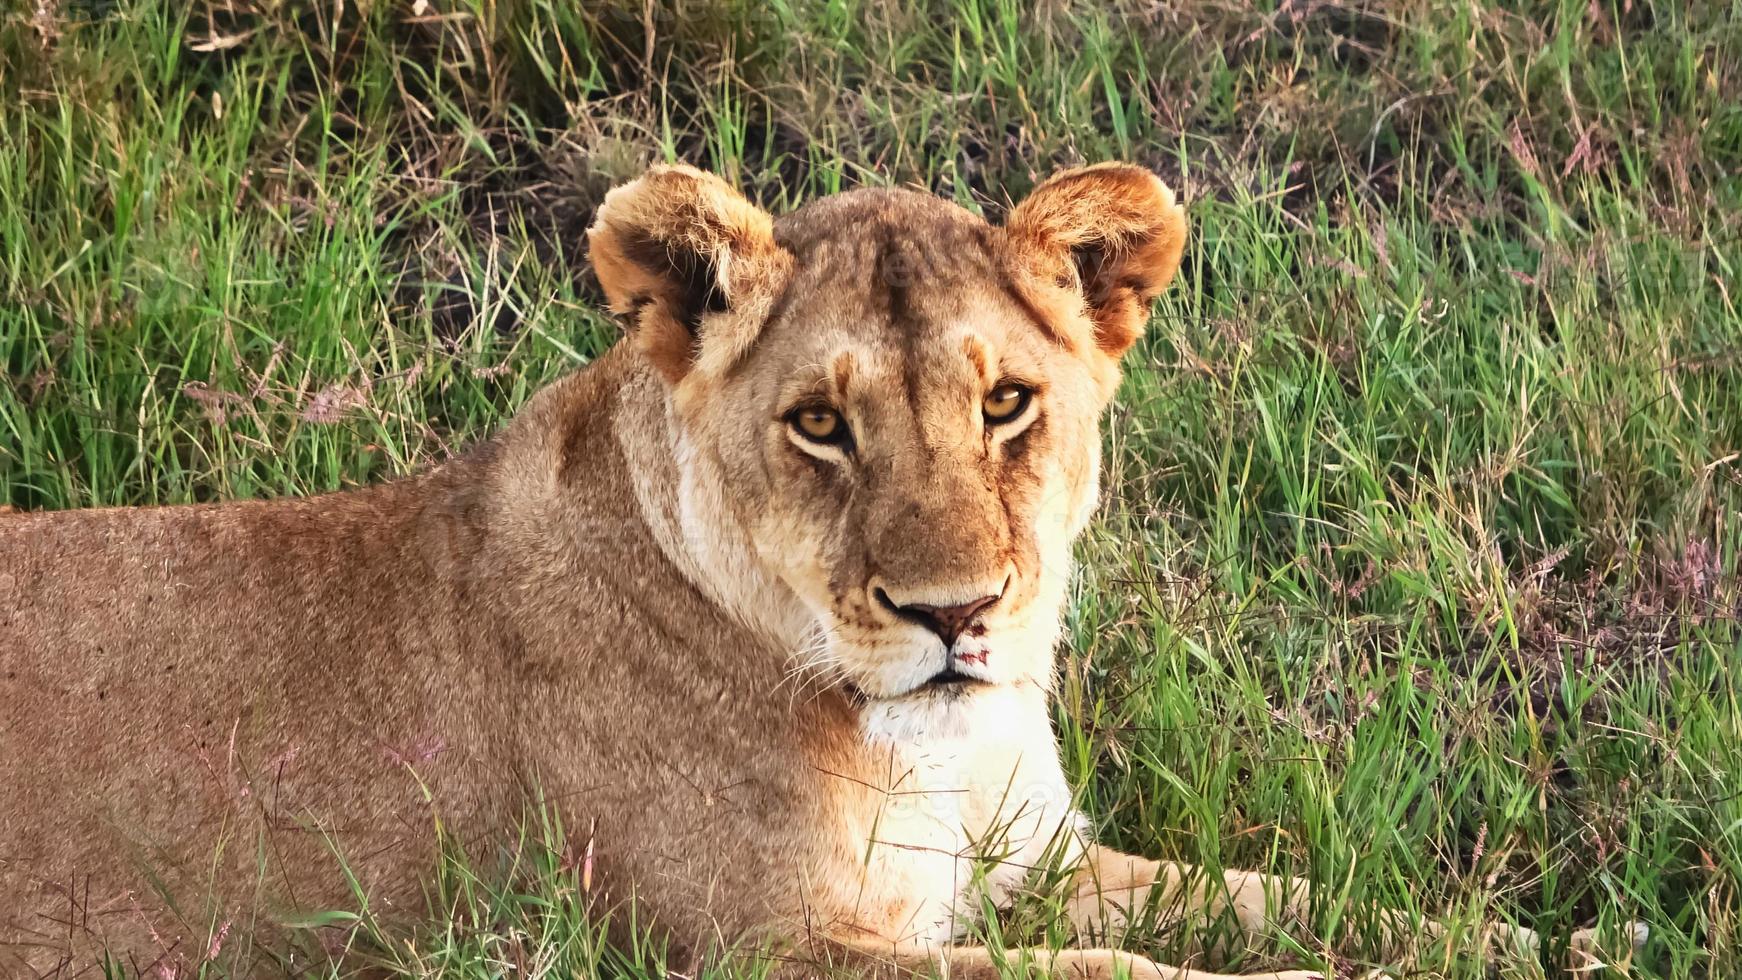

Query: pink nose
<box><xmin>879</xmin><ymin>591</ymin><xmax>1001</xmax><ymax>646</ymax></box>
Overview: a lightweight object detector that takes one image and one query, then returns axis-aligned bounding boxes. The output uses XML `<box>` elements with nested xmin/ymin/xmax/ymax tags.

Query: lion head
<box><xmin>588</xmin><ymin>164</ymin><xmax>1186</xmax><ymax>733</ymax></box>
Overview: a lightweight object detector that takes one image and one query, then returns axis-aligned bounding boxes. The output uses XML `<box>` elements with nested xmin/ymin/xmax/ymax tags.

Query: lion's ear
<box><xmin>1004</xmin><ymin>164</ymin><xmax>1188</xmax><ymax>358</ymax></box>
<box><xmin>587</xmin><ymin>164</ymin><xmax>792</xmax><ymax>382</ymax></box>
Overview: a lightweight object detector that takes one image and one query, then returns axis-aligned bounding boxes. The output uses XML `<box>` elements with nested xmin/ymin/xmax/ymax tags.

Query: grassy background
<box><xmin>3</xmin><ymin>0</ymin><xmax>1740</xmax><ymax>976</ymax></box>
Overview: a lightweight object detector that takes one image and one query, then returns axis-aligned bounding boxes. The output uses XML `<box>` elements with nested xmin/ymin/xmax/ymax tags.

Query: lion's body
<box><xmin>1</xmin><ymin>331</ymin><xmax>1074</xmax><ymax>976</ymax></box>
<box><xmin>2</xmin><ymin>471</ymin><xmax>486</xmax><ymax>937</ymax></box>
<box><xmin>1</xmin><ymin>166</ymin><xmax>1621</xmax><ymax>980</ymax></box>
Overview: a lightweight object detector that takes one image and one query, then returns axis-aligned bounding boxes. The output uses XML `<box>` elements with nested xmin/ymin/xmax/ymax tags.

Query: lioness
<box><xmin>3</xmin><ymin>164</ymin><xmax>1621</xmax><ymax>979</ymax></box>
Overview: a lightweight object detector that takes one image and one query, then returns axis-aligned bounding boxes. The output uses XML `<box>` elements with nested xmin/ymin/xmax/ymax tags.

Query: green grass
<box><xmin>4</xmin><ymin>0</ymin><xmax>1740</xmax><ymax>976</ymax></box>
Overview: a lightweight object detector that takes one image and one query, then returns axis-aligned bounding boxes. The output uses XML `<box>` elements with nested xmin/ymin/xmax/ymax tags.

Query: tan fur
<box><xmin>1</xmin><ymin>166</ymin><xmax>1627</xmax><ymax>979</ymax></box>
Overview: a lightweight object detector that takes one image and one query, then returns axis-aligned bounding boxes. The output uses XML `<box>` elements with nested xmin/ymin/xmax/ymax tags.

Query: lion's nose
<box><xmin>875</xmin><ymin>588</ymin><xmax>1002</xmax><ymax>646</ymax></box>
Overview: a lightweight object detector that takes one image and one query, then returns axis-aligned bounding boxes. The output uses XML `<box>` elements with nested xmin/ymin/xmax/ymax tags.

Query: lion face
<box><xmin>588</xmin><ymin>165</ymin><xmax>1186</xmax><ymax>719</ymax></box>
<box><xmin>712</xmin><ymin>198</ymin><xmax>1109</xmax><ymax>703</ymax></box>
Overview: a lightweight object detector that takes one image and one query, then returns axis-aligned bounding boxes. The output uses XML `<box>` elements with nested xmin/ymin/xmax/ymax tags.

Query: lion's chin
<box><xmin>857</xmin><ymin>691</ymin><xmax>981</xmax><ymax>745</ymax></box>
<box><xmin>849</xmin><ymin>673</ymin><xmax>1021</xmax><ymax>745</ymax></box>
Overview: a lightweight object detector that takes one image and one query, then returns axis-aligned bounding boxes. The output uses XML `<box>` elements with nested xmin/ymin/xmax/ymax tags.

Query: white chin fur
<box><xmin>858</xmin><ymin>684</ymin><xmax>1017</xmax><ymax>744</ymax></box>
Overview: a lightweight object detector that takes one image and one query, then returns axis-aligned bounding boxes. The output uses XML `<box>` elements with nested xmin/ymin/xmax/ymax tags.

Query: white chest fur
<box><xmin>826</xmin><ymin>687</ymin><xmax>1085</xmax><ymax>948</ymax></box>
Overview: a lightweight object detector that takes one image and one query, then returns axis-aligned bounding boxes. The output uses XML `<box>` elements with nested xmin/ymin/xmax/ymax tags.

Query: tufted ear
<box><xmin>587</xmin><ymin>164</ymin><xmax>792</xmax><ymax>382</ymax></box>
<box><xmin>1003</xmin><ymin>163</ymin><xmax>1188</xmax><ymax>358</ymax></box>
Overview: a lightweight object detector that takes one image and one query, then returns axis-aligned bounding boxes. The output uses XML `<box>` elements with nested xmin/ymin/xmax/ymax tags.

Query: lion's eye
<box><xmin>790</xmin><ymin>405</ymin><xmax>851</xmax><ymax>446</ymax></box>
<box><xmin>983</xmin><ymin>383</ymin><xmax>1032</xmax><ymax>425</ymax></box>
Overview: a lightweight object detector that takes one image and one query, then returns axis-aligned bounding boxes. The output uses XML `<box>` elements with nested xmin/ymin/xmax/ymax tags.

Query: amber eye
<box><xmin>983</xmin><ymin>383</ymin><xmax>1032</xmax><ymax>425</ymax></box>
<box><xmin>789</xmin><ymin>405</ymin><xmax>851</xmax><ymax>447</ymax></box>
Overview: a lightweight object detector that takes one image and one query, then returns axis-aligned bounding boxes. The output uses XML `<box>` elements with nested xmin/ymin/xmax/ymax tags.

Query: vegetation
<box><xmin>3</xmin><ymin>0</ymin><xmax>1739</xmax><ymax>976</ymax></box>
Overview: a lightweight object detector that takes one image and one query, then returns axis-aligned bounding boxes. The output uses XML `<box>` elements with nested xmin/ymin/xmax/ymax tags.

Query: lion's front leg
<box><xmin>1063</xmin><ymin>845</ymin><xmax>1313</xmax><ymax>961</ymax></box>
<box><xmin>1060</xmin><ymin>845</ymin><xmax>1641</xmax><ymax>972</ymax></box>
<box><xmin>1062</xmin><ymin>844</ymin><xmax>1502</xmax><ymax>963</ymax></box>
<box><xmin>773</xmin><ymin>937</ymin><xmax>1325</xmax><ymax>980</ymax></box>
